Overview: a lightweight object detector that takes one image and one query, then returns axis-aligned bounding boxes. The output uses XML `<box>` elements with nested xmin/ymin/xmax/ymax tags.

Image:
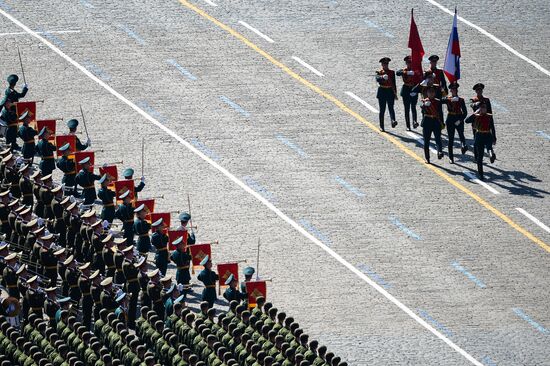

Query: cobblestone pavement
<box><xmin>0</xmin><ymin>0</ymin><xmax>549</xmax><ymax>365</ymax></box>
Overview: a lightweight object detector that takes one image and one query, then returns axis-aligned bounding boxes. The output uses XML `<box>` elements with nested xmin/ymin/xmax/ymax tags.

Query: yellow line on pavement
<box><xmin>178</xmin><ymin>0</ymin><xmax>550</xmax><ymax>253</ymax></box>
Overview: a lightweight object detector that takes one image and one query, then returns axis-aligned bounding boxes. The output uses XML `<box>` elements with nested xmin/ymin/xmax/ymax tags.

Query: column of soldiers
<box><xmin>0</xmin><ymin>73</ymin><xmax>346</xmax><ymax>365</ymax></box>
<box><xmin>376</xmin><ymin>55</ymin><xmax>497</xmax><ymax>179</ymax></box>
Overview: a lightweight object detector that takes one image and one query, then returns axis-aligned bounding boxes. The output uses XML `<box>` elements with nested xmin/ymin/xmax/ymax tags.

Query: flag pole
<box><xmin>256</xmin><ymin>238</ymin><xmax>261</xmax><ymax>280</ymax></box>
<box><xmin>79</xmin><ymin>105</ymin><xmax>90</xmax><ymax>141</ymax></box>
<box><xmin>187</xmin><ymin>193</ymin><xmax>194</xmax><ymax>235</ymax></box>
<box><xmin>141</xmin><ymin>137</ymin><xmax>144</xmax><ymax>177</ymax></box>
<box><xmin>16</xmin><ymin>46</ymin><xmax>27</xmax><ymax>84</ymax></box>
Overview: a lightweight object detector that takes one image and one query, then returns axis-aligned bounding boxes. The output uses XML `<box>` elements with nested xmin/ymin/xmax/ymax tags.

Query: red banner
<box><xmin>189</xmin><ymin>243</ymin><xmax>211</xmax><ymax>269</ymax></box>
<box><xmin>114</xmin><ymin>180</ymin><xmax>135</xmax><ymax>202</ymax></box>
<box><xmin>74</xmin><ymin>151</ymin><xmax>95</xmax><ymax>173</ymax></box>
<box><xmin>36</xmin><ymin>120</ymin><xmax>56</xmax><ymax>141</ymax></box>
<box><xmin>15</xmin><ymin>101</ymin><xmax>37</xmax><ymax>129</ymax></box>
<box><xmin>135</xmin><ymin>199</ymin><xmax>155</xmax><ymax>221</ymax></box>
<box><xmin>55</xmin><ymin>134</ymin><xmax>76</xmax><ymax>155</ymax></box>
<box><xmin>168</xmin><ymin>230</ymin><xmax>187</xmax><ymax>251</ymax></box>
<box><xmin>246</xmin><ymin>281</ymin><xmax>267</xmax><ymax>308</ymax></box>
<box><xmin>150</xmin><ymin>212</ymin><xmax>170</xmax><ymax>233</ymax></box>
<box><xmin>217</xmin><ymin>262</ymin><xmax>239</xmax><ymax>293</ymax></box>
<box><xmin>99</xmin><ymin>165</ymin><xmax>118</xmax><ymax>188</ymax></box>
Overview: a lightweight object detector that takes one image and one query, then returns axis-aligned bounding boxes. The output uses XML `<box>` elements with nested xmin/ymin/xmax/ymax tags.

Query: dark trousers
<box><xmin>127</xmin><ymin>289</ymin><xmax>139</xmax><ymax>329</ymax></box>
<box><xmin>401</xmin><ymin>87</ymin><xmax>418</xmax><ymax>128</ymax></box>
<box><xmin>422</xmin><ymin>117</ymin><xmax>443</xmax><ymax>161</ymax></box>
<box><xmin>82</xmin><ymin>296</ymin><xmax>93</xmax><ymax>329</ymax></box>
<box><xmin>446</xmin><ymin>116</ymin><xmax>466</xmax><ymax>161</ymax></box>
<box><xmin>377</xmin><ymin>89</ymin><xmax>396</xmax><ymax>129</ymax></box>
<box><xmin>474</xmin><ymin>132</ymin><xmax>494</xmax><ymax>177</ymax></box>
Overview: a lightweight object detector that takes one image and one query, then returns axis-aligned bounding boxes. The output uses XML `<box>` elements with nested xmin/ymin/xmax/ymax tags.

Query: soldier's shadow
<box><xmin>483</xmin><ymin>165</ymin><xmax>548</xmax><ymax>198</ymax></box>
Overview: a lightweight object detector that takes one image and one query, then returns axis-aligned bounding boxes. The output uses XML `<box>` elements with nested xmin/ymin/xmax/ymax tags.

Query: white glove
<box><xmin>23</xmin><ymin>84</ymin><xmax>28</xmax><ymax>89</ymax></box>
<box><xmin>420</xmin><ymin>79</ymin><xmax>428</xmax><ymax>87</ymax></box>
<box><xmin>102</xmin><ymin>220</ymin><xmax>109</xmax><ymax>229</ymax></box>
<box><xmin>424</xmin><ymin>101</ymin><xmax>431</xmax><ymax>107</ymax></box>
<box><xmin>115</xmin><ymin>289</ymin><xmax>123</xmax><ymax>298</ymax></box>
<box><xmin>140</xmin><ymin>176</ymin><xmax>145</xmax><ymax>184</ymax></box>
<box><xmin>407</xmin><ymin>70</ymin><xmax>414</xmax><ymax>76</ymax></box>
<box><xmin>382</xmin><ymin>74</ymin><xmax>389</xmax><ymax>80</ymax></box>
<box><xmin>86</xmin><ymin>138</ymin><xmax>92</xmax><ymax>147</ymax></box>
<box><xmin>69</xmin><ymin>196</ymin><xmax>76</xmax><ymax>203</ymax></box>
<box><xmin>455</xmin><ymin>120</ymin><xmax>461</xmax><ymax>126</ymax></box>
<box><xmin>451</xmin><ymin>97</ymin><xmax>459</xmax><ymax>102</ymax></box>
<box><xmin>410</xmin><ymin>92</ymin><xmax>417</xmax><ymax>97</ymax></box>
<box><xmin>37</xmin><ymin>218</ymin><xmax>44</xmax><ymax>227</ymax></box>
<box><xmin>473</xmin><ymin>101</ymin><xmax>480</xmax><ymax>107</ymax></box>
<box><xmin>102</xmin><ymin>163</ymin><xmax>108</xmax><ymax>168</ymax></box>
<box><xmin>177</xmin><ymin>284</ymin><xmax>184</xmax><ymax>292</ymax></box>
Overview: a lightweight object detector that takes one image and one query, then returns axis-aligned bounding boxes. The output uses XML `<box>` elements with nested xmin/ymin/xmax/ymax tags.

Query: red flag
<box><xmin>189</xmin><ymin>243</ymin><xmax>212</xmax><ymax>273</ymax></box>
<box><xmin>74</xmin><ymin>151</ymin><xmax>95</xmax><ymax>173</ymax></box>
<box><xmin>408</xmin><ymin>9</ymin><xmax>425</xmax><ymax>84</ymax></box>
<box><xmin>15</xmin><ymin>101</ymin><xmax>37</xmax><ymax>129</ymax></box>
<box><xmin>168</xmin><ymin>230</ymin><xmax>187</xmax><ymax>250</ymax></box>
<box><xmin>114</xmin><ymin>180</ymin><xmax>135</xmax><ymax>202</ymax></box>
<box><xmin>135</xmin><ymin>199</ymin><xmax>155</xmax><ymax>221</ymax></box>
<box><xmin>36</xmin><ymin>120</ymin><xmax>56</xmax><ymax>141</ymax></box>
<box><xmin>150</xmin><ymin>212</ymin><xmax>170</xmax><ymax>233</ymax></box>
<box><xmin>246</xmin><ymin>281</ymin><xmax>267</xmax><ymax>309</ymax></box>
<box><xmin>55</xmin><ymin>134</ymin><xmax>76</xmax><ymax>156</ymax></box>
<box><xmin>99</xmin><ymin>165</ymin><xmax>118</xmax><ymax>188</ymax></box>
<box><xmin>217</xmin><ymin>262</ymin><xmax>239</xmax><ymax>293</ymax></box>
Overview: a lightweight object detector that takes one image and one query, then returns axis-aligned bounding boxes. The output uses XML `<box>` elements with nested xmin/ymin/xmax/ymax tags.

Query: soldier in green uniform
<box><xmin>66</xmin><ymin>119</ymin><xmax>90</xmax><ymax>151</ymax></box>
<box><xmin>90</xmin><ymin>269</ymin><xmax>102</xmax><ymax>322</ymax></box>
<box><xmin>2</xmin><ymin>252</ymin><xmax>20</xmax><ymax>297</ymax></box>
<box><xmin>133</xmin><ymin>203</ymin><xmax>151</xmax><ymax>255</ymax></box>
<box><xmin>223</xmin><ymin>274</ymin><xmax>246</xmax><ymax>303</ymax></box>
<box><xmin>176</xmin><ymin>212</ymin><xmax>196</xmax><ymax>245</ymax></box>
<box><xmin>114</xmin><ymin>292</ymin><xmax>128</xmax><ymax>324</ymax></box>
<box><xmin>122</xmin><ymin>168</ymin><xmax>145</xmax><ymax>198</ymax></box>
<box><xmin>25</xmin><ymin>275</ymin><xmax>46</xmax><ymax>317</ymax></box>
<box><xmin>122</xmin><ymin>246</ymin><xmax>140</xmax><ymax>329</ymax></box>
<box><xmin>170</xmin><ymin>235</ymin><xmax>192</xmax><ymax>286</ymax></box>
<box><xmin>197</xmin><ymin>255</ymin><xmax>219</xmax><ymax>308</ymax></box>
<box><xmin>39</xmin><ymin>173</ymin><xmax>54</xmax><ymax>219</ymax></box>
<box><xmin>17</xmin><ymin>111</ymin><xmax>37</xmax><ymax>160</ymax></box>
<box><xmin>113</xmin><ymin>238</ymin><xmax>127</xmax><ymax>285</ymax></box>
<box><xmin>18</xmin><ymin>164</ymin><xmax>34</xmax><ymax>207</ymax></box>
<box><xmin>99</xmin><ymin>277</ymin><xmax>117</xmax><ymax>313</ymax></box>
<box><xmin>51</xmin><ymin>186</ymin><xmax>67</xmax><ymax>246</ymax></box>
<box><xmin>39</xmin><ymin>233</ymin><xmax>58</xmax><ymax>284</ymax></box>
<box><xmin>151</xmin><ymin>217</ymin><xmax>169</xmax><ymax>275</ymax></box>
<box><xmin>1</xmin><ymin>97</ymin><xmax>21</xmax><ymax>150</ymax></box>
<box><xmin>36</xmin><ymin>127</ymin><xmax>56</xmax><ymax>175</ymax></box>
<box><xmin>101</xmin><ymin>234</ymin><xmax>116</xmax><ymax>277</ymax></box>
<box><xmin>163</xmin><ymin>284</ymin><xmax>180</xmax><ymax>320</ymax></box>
<box><xmin>115</xmin><ymin>190</ymin><xmax>134</xmax><ymax>242</ymax></box>
<box><xmin>137</xmin><ymin>256</ymin><xmax>151</xmax><ymax>309</ymax></box>
<box><xmin>75</xmin><ymin>157</ymin><xmax>101</xmax><ymax>204</ymax></box>
<box><xmin>147</xmin><ymin>269</ymin><xmax>164</xmax><ymax>319</ymax></box>
<box><xmin>3</xmin><ymin>74</ymin><xmax>28</xmax><ymax>105</ymax></box>
<box><xmin>44</xmin><ymin>286</ymin><xmax>59</xmax><ymax>327</ymax></box>
<box><xmin>240</xmin><ymin>266</ymin><xmax>255</xmax><ymax>305</ymax></box>
<box><xmin>78</xmin><ymin>262</ymin><xmax>94</xmax><ymax>329</ymax></box>
<box><xmin>97</xmin><ymin>173</ymin><xmax>116</xmax><ymax>223</ymax></box>
<box><xmin>56</xmin><ymin>143</ymin><xmax>78</xmax><ymax>196</ymax></box>
<box><xmin>64</xmin><ymin>255</ymin><xmax>82</xmax><ymax>301</ymax></box>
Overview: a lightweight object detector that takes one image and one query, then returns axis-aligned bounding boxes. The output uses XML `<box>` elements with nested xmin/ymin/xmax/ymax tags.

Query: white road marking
<box><xmin>345</xmin><ymin>91</ymin><xmax>379</xmax><ymax>113</ymax></box>
<box><xmin>203</xmin><ymin>0</ymin><xmax>217</xmax><ymax>6</ymax></box>
<box><xmin>292</xmin><ymin>56</ymin><xmax>324</xmax><ymax>77</ymax></box>
<box><xmin>0</xmin><ymin>8</ymin><xmax>484</xmax><ymax>366</ymax></box>
<box><xmin>464</xmin><ymin>171</ymin><xmax>500</xmax><ymax>195</ymax></box>
<box><xmin>425</xmin><ymin>0</ymin><xmax>550</xmax><ymax>77</ymax></box>
<box><xmin>0</xmin><ymin>30</ymin><xmax>80</xmax><ymax>36</ymax></box>
<box><xmin>516</xmin><ymin>208</ymin><xmax>550</xmax><ymax>234</ymax></box>
<box><xmin>406</xmin><ymin>131</ymin><xmax>438</xmax><ymax>154</ymax></box>
<box><xmin>238</xmin><ymin>21</ymin><xmax>274</xmax><ymax>43</ymax></box>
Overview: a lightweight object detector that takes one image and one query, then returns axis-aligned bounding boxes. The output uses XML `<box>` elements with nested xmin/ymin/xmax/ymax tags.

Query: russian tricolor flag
<box><xmin>444</xmin><ymin>8</ymin><xmax>461</xmax><ymax>82</ymax></box>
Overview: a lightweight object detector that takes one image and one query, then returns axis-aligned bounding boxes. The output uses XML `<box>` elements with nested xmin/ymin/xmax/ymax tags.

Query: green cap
<box><xmin>178</xmin><ymin>212</ymin><xmax>191</xmax><ymax>221</ymax></box>
<box><xmin>123</xmin><ymin>168</ymin><xmax>134</xmax><ymax>177</ymax></box>
<box><xmin>7</xmin><ymin>74</ymin><xmax>18</xmax><ymax>84</ymax></box>
<box><xmin>244</xmin><ymin>267</ymin><xmax>255</xmax><ymax>276</ymax></box>
<box><xmin>67</xmin><ymin>119</ymin><xmax>78</xmax><ymax>129</ymax></box>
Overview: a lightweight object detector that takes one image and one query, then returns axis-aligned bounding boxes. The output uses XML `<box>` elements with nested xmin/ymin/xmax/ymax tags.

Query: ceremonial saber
<box><xmin>256</xmin><ymin>238</ymin><xmax>261</xmax><ymax>280</ymax></box>
<box><xmin>141</xmin><ymin>137</ymin><xmax>144</xmax><ymax>177</ymax></box>
<box><xmin>16</xmin><ymin>46</ymin><xmax>26</xmax><ymax>84</ymax></box>
<box><xmin>90</xmin><ymin>161</ymin><xmax>123</xmax><ymax>167</ymax></box>
<box><xmin>187</xmin><ymin>194</ymin><xmax>194</xmax><ymax>235</ymax></box>
<box><xmin>79</xmin><ymin>105</ymin><xmax>90</xmax><ymax>142</ymax></box>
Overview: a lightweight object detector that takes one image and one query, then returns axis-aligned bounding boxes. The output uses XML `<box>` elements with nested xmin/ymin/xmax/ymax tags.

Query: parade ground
<box><xmin>0</xmin><ymin>0</ymin><xmax>549</xmax><ymax>364</ymax></box>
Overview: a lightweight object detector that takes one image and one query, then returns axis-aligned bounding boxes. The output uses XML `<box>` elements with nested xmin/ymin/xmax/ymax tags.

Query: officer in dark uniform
<box><xmin>25</xmin><ymin>275</ymin><xmax>46</xmax><ymax>317</ymax></box>
<box><xmin>122</xmin><ymin>246</ymin><xmax>139</xmax><ymax>329</ymax></box>
<box><xmin>56</xmin><ymin>143</ymin><xmax>78</xmax><ymax>196</ymax></box>
<box><xmin>17</xmin><ymin>111</ymin><xmax>37</xmax><ymax>160</ymax></box>
<box><xmin>39</xmin><ymin>234</ymin><xmax>58</xmax><ymax>285</ymax></box>
<box><xmin>177</xmin><ymin>212</ymin><xmax>196</xmax><ymax>245</ymax></box>
<box><xmin>36</xmin><ymin>127</ymin><xmax>56</xmax><ymax>175</ymax></box>
<box><xmin>223</xmin><ymin>274</ymin><xmax>246</xmax><ymax>303</ymax></box>
<box><xmin>38</xmin><ymin>174</ymin><xmax>54</xmax><ymax>220</ymax></box>
<box><xmin>240</xmin><ymin>266</ymin><xmax>255</xmax><ymax>302</ymax></box>
<box><xmin>64</xmin><ymin>255</ymin><xmax>82</xmax><ymax>302</ymax></box>
<box><xmin>2</xmin><ymin>252</ymin><xmax>20</xmax><ymax>297</ymax></box>
<box><xmin>3</xmin><ymin>74</ymin><xmax>28</xmax><ymax>106</ymax></box>
<box><xmin>441</xmin><ymin>82</ymin><xmax>468</xmax><ymax>163</ymax></box>
<box><xmin>113</xmin><ymin>238</ymin><xmax>127</xmax><ymax>285</ymax></box>
<box><xmin>115</xmin><ymin>190</ymin><xmax>134</xmax><ymax>243</ymax></box>
<box><xmin>0</xmin><ymin>192</ymin><xmax>10</xmax><ymax>239</ymax></box>
<box><xmin>101</xmin><ymin>234</ymin><xmax>116</xmax><ymax>278</ymax></box>
<box><xmin>1</xmin><ymin>97</ymin><xmax>20</xmax><ymax>150</ymax></box>
<box><xmin>66</xmin><ymin>119</ymin><xmax>90</xmax><ymax>151</ymax></box>
<box><xmin>18</xmin><ymin>164</ymin><xmax>34</xmax><ymax>206</ymax></box>
<box><xmin>151</xmin><ymin>218</ymin><xmax>169</xmax><ymax>275</ymax></box>
<box><xmin>133</xmin><ymin>203</ymin><xmax>151</xmax><ymax>255</ymax></box>
<box><xmin>65</xmin><ymin>201</ymin><xmax>80</xmax><ymax>252</ymax></box>
<box><xmin>78</xmin><ymin>262</ymin><xmax>93</xmax><ymax>329</ymax></box>
<box><xmin>75</xmin><ymin>157</ymin><xmax>101</xmax><ymax>205</ymax></box>
<box><xmin>51</xmin><ymin>188</ymin><xmax>67</xmax><ymax>247</ymax></box>
<box><xmin>136</xmin><ymin>256</ymin><xmax>151</xmax><ymax>309</ymax></box>
<box><xmin>197</xmin><ymin>255</ymin><xmax>218</xmax><ymax>308</ymax></box>
<box><xmin>3</xmin><ymin>154</ymin><xmax>21</xmax><ymax>198</ymax></box>
<box><xmin>90</xmin><ymin>269</ymin><xmax>102</xmax><ymax>322</ymax></box>
<box><xmin>44</xmin><ymin>286</ymin><xmax>59</xmax><ymax>327</ymax></box>
<box><xmin>90</xmin><ymin>222</ymin><xmax>105</xmax><ymax>273</ymax></box>
<box><xmin>469</xmin><ymin>83</ymin><xmax>493</xmax><ymax>113</ymax></box>
<box><xmin>147</xmin><ymin>269</ymin><xmax>164</xmax><ymax>319</ymax></box>
<box><xmin>375</xmin><ymin>57</ymin><xmax>398</xmax><ymax>131</ymax></box>
<box><xmin>114</xmin><ymin>292</ymin><xmax>128</xmax><ymax>324</ymax></box>
<box><xmin>420</xmin><ymin>86</ymin><xmax>444</xmax><ymax>163</ymax></box>
<box><xmin>396</xmin><ymin>56</ymin><xmax>419</xmax><ymax>130</ymax></box>
<box><xmin>425</xmin><ymin>55</ymin><xmax>448</xmax><ymax>99</ymax></box>
<box><xmin>54</xmin><ymin>247</ymin><xmax>69</xmax><ymax>297</ymax></box>
<box><xmin>170</xmin><ymin>236</ymin><xmax>192</xmax><ymax>286</ymax></box>
<box><xmin>97</xmin><ymin>174</ymin><xmax>116</xmax><ymax>223</ymax></box>
<box><xmin>122</xmin><ymin>168</ymin><xmax>145</xmax><ymax>198</ymax></box>
<box><xmin>465</xmin><ymin>103</ymin><xmax>497</xmax><ymax>180</ymax></box>
<box><xmin>99</xmin><ymin>277</ymin><xmax>117</xmax><ymax>313</ymax></box>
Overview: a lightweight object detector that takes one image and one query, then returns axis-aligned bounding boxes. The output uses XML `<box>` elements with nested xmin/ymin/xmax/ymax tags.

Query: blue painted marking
<box><xmin>512</xmin><ymin>308</ymin><xmax>549</xmax><ymax>335</ymax></box>
<box><xmin>451</xmin><ymin>261</ymin><xmax>486</xmax><ymax>289</ymax></box>
<box><xmin>389</xmin><ymin>216</ymin><xmax>421</xmax><ymax>240</ymax></box>
<box><xmin>334</xmin><ymin>176</ymin><xmax>365</xmax><ymax>197</ymax></box>
<box><xmin>275</xmin><ymin>133</ymin><xmax>308</xmax><ymax>158</ymax></box>
<box><xmin>536</xmin><ymin>131</ymin><xmax>550</xmax><ymax>141</ymax></box>
<box><xmin>363</xmin><ymin>19</ymin><xmax>394</xmax><ymax>38</ymax></box>
<box><xmin>299</xmin><ymin>219</ymin><xmax>332</xmax><ymax>247</ymax></box>
<box><xmin>38</xmin><ymin>29</ymin><xmax>65</xmax><ymax>48</ymax></box>
<box><xmin>491</xmin><ymin>100</ymin><xmax>508</xmax><ymax>113</ymax></box>
<box><xmin>167</xmin><ymin>59</ymin><xmax>197</xmax><ymax>81</ymax></box>
<box><xmin>189</xmin><ymin>138</ymin><xmax>221</xmax><ymax>162</ymax></box>
<box><xmin>80</xmin><ymin>0</ymin><xmax>95</xmax><ymax>8</ymax></box>
<box><xmin>481</xmin><ymin>356</ymin><xmax>497</xmax><ymax>366</ymax></box>
<box><xmin>118</xmin><ymin>25</ymin><xmax>145</xmax><ymax>45</ymax></box>
<box><xmin>356</xmin><ymin>264</ymin><xmax>391</xmax><ymax>289</ymax></box>
<box><xmin>0</xmin><ymin>0</ymin><xmax>13</xmax><ymax>11</ymax></box>
<box><xmin>243</xmin><ymin>176</ymin><xmax>277</xmax><ymax>203</ymax></box>
<box><xmin>417</xmin><ymin>308</ymin><xmax>453</xmax><ymax>337</ymax></box>
<box><xmin>219</xmin><ymin>96</ymin><xmax>250</xmax><ymax>118</ymax></box>
<box><xmin>83</xmin><ymin>60</ymin><xmax>111</xmax><ymax>82</ymax></box>
<box><xmin>135</xmin><ymin>101</ymin><xmax>167</xmax><ymax>123</ymax></box>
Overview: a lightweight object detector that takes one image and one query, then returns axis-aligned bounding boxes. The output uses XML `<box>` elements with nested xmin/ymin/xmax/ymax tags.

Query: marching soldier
<box><xmin>223</xmin><ymin>274</ymin><xmax>246</xmax><ymax>303</ymax></box>
<box><xmin>164</xmin><ymin>284</ymin><xmax>180</xmax><ymax>320</ymax></box>
<box><xmin>115</xmin><ymin>190</ymin><xmax>134</xmax><ymax>243</ymax></box>
<box><xmin>122</xmin><ymin>246</ymin><xmax>140</xmax><ymax>329</ymax></box>
<box><xmin>240</xmin><ymin>266</ymin><xmax>255</xmax><ymax>297</ymax></box>
<box><xmin>56</xmin><ymin>143</ymin><xmax>78</xmax><ymax>196</ymax></box>
<box><xmin>177</xmin><ymin>212</ymin><xmax>196</xmax><ymax>245</ymax></box>
<box><xmin>396</xmin><ymin>56</ymin><xmax>419</xmax><ymax>130</ymax></box>
<box><xmin>147</xmin><ymin>269</ymin><xmax>164</xmax><ymax>319</ymax></box>
<box><xmin>66</xmin><ymin>119</ymin><xmax>90</xmax><ymax>151</ymax></box>
<box><xmin>97</xmin><ymin>174</ymin><xmax>116</xmax><ymax>223</ymax></box>
<box><xmin>17</xmin><ymin>111</ymin><xmax>37</xmax><ymax>160</ymax></box>
<box><xmin>3</xmin><ymin>74</ymin><xmax>28</xmax><ymax>105</ymax></box>
<box><xmin>1</xmin><ymin>97</ymin><xmax>20</xmax><ymax>150</ymax></box>
<box><xmin>122</xmin><ymin>167</ymin><xmax>145</xmax><ymax>198</ymax></box>
<box><xmin>18</xmin><ymin>164</ymin><xmax>33</xmax><ymax>206</ymax></box>
<box><xmin>420</xmin><ymin>86</ymin><xmax>444</xmax><ymax>163</ymax></box>
<box><xmin>425</xmin><ymin>55</ymin><xmax>448</xmax><ymax>98</ymax></box>
<box><xmin>441</xmin><ymin>82</ymin><xmax>468</xmax><ymax>163</ymax></box>
<box><xmin>151</xmin><ymin>217</ymin><xmax>169</xmax><ymax>275</ymax></box>
<box><xmin>170</xmin><ymin>236</ymin><xmax>192</xmax><ymax>287</ymax></box>
<box><xmin>375</xmin><ymin>57</ymin><xmax>398</xmax><ymax>131</ymax></box>
<box><xmin>99</xmin><ymin>277</ymin><xmax>117</xmax><ymax>313</ymax></box>
<box><xmin>75</xmin><ymin>157</ymin><xmax>101</xmax><ymax>205</ymax></box>
<box><xmin>465</xmin><ymin>103</ymin><xmax>497</xmax><ymax>180</ymax></box>
<box><xmin>197</xmin><ymin>255</ymin><xmax>218</xmax><ymax>308</ymax></box>
<box><xmin>25</xmin><ymin>275</ymin><xmax>46</xmax><ymax>317</ymax></box>
<box><xmin>36</xmin><ymin>127</ymin><xmax>56</xmax><ymax>175</ymax></box>
<box><xmin>470</xmin><ymin>83</ymin><xmax>493</xmax><ymax>113</ymax></box>
<box><xmin>78</xmin><ymin>262</ymin><xmax>93</xmax><ymax>329</ymax></box>
<box><xmin>134</xmin><ymin>203</ymin><xmax>151</xmax><ymax>256</ymax></box>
